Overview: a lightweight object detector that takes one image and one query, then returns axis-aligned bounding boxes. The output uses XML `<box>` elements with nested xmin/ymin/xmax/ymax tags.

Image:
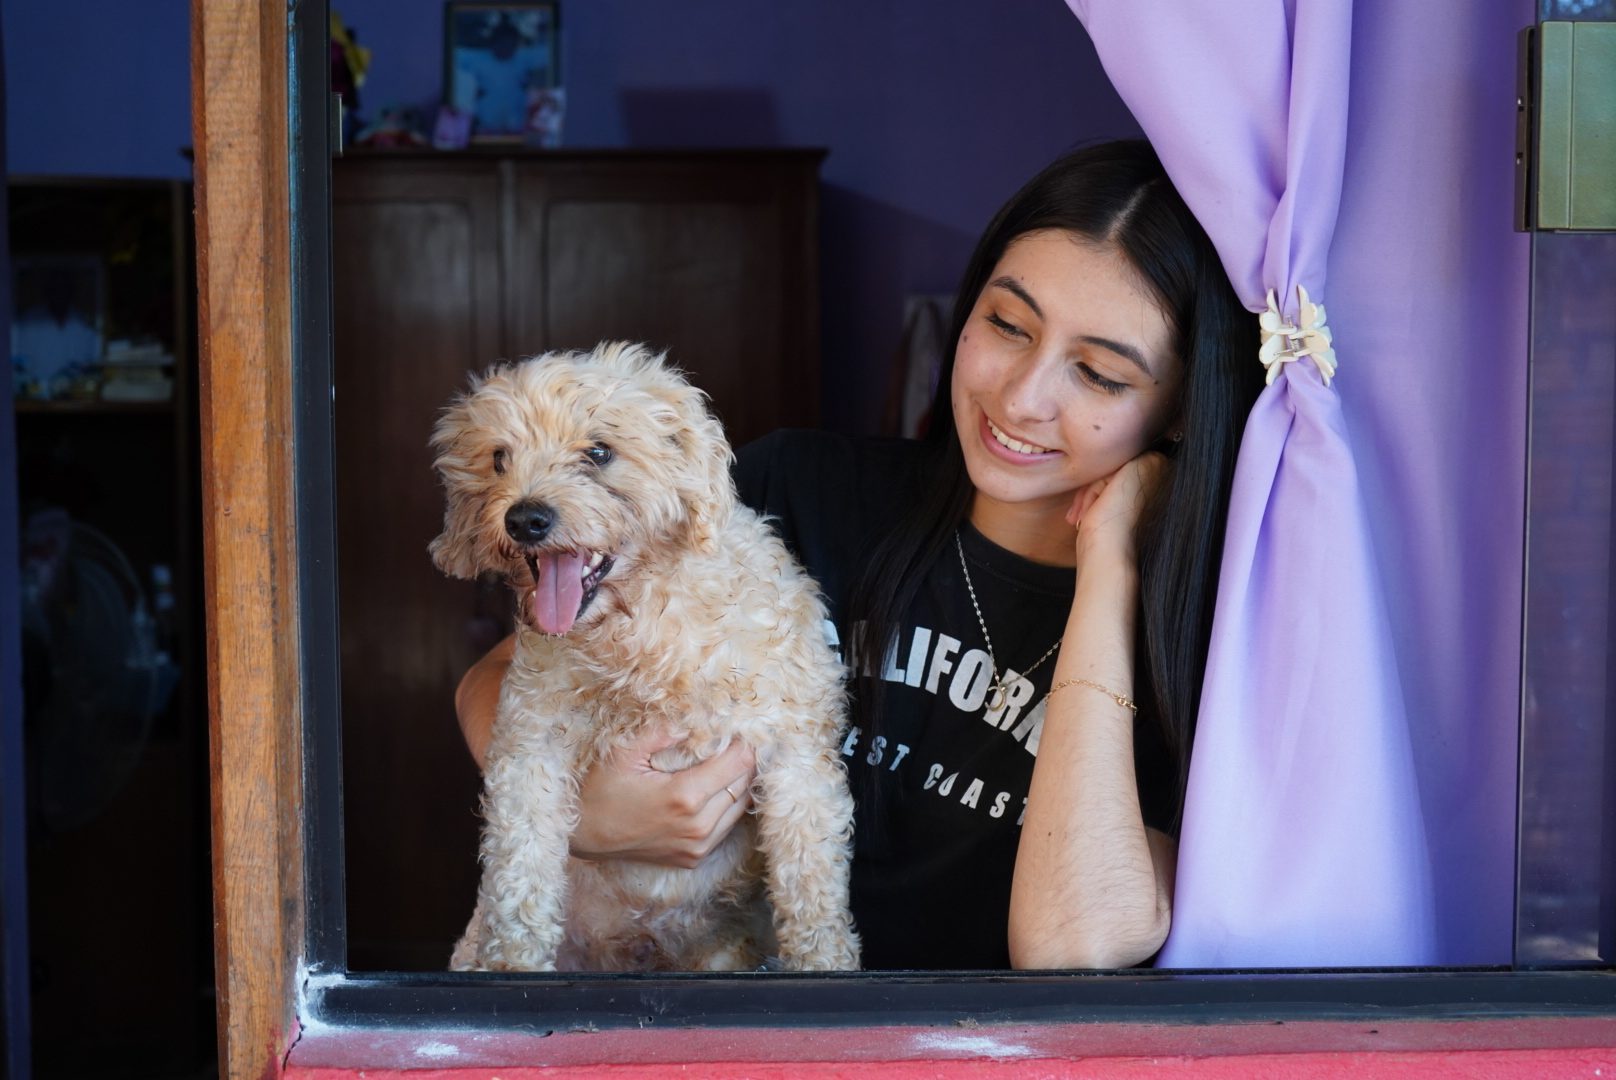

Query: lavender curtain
<box><xmin>1068</xmin><ymin>0</ymin><xmax>1528</xmax><ymax>965</ymax></box>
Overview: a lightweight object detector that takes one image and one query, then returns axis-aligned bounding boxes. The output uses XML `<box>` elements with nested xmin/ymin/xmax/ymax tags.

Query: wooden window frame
<box><xmin>193</xmin><ymin>2</ymin><xmax>1616</xmax><ymax>1075</ymax></box>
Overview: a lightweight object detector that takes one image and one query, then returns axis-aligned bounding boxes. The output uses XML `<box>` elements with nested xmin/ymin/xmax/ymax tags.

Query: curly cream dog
<box><xmin>431</xmin><ymin>342</ymin><xmax>859</xmax><ymax>972</ymax></box>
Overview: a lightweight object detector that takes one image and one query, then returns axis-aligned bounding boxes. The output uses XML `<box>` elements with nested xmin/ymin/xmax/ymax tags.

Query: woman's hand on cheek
<box><xmin>570</xmin><ymin>727</ymin><xmax>757</xmax><ymax>869</ymax></box>
<box><xmin>1067</xmin><ymin>452</ymin><xmax>1169</xmax><ymax>568</ymax></box>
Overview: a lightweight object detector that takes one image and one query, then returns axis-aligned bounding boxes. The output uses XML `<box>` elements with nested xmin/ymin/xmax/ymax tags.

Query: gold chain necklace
<box><xmin>955</xmin><ymin>532</ymin><xmax>1063</xmax><ymax>712</ymax></box>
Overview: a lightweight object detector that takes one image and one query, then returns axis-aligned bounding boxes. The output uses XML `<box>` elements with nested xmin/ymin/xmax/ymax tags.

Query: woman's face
<box><xmin>951</xmin><ymin>229</ymin><xmax>1182</xmax><ymax>522</ymax></box>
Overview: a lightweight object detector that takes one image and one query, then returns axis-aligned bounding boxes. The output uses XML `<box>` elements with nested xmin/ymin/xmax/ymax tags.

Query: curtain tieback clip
<box><xmin>1259</xmin><ymin>285</ymin><xmax>1337</xmax><ymax>387</ymax></box>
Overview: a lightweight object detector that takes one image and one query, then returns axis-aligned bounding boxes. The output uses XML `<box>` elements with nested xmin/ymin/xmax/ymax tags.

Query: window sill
<box><xmin>286</xmin><ymin>1015</ymin><xmax>1616</xmax><ymax>1077</ymax></box>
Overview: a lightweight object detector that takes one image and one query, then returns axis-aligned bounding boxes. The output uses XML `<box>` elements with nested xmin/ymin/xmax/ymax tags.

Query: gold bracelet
<box><xmin>1049</xmin><ymin>677</ymin><xmax>1138</xmax><ymax>714</ymax></box>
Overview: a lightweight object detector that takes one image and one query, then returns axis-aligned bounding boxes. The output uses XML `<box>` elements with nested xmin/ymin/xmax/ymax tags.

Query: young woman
<box><xmin>455</xmin><ymin>140</ymin><xmax>1262</xmax><ymax>970</ymax></box>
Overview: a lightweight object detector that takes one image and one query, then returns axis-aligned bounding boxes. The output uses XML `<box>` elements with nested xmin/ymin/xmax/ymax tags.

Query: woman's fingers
<box><xmin>1067</xmin><ymin>480</ymin><xmax>1106</xmax><ymax>527</ymax></box>
<box><xmin>624</xmin><ymin>723</ymin><xmax>691</xmax><ymax>769</ymax></box>
<box><xmin>1074</xmin><ymin>451</ymin><xmax>1171</xmax><ymax>563</ymax></box>
<box><xmin>674</xmin><ymin>739</ymin><xmax>756</xmax><ymax>808</ymax></box>
<box><xmin>689</xmin><ymin>771</ymin><xmax>756</xmax><ymax>850</ymax></box>
<box><xmin>1100</xmin><ymin>451</ymin><xmax>1167</xmax><ymax>511</ymax></box>
<box><xmin>654</xmin><ymin>742</ymin><xmax>755</xmax><ymax>866</ymax></box>
<box><xmin>707</xmin><ymin>783</ymin><xmax>754</xmax><ymax>844</ymax></box>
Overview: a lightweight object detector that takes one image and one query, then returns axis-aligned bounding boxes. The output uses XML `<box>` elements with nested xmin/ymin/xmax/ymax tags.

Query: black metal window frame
<box><xmin>286</xmin><ymin>0</ymin><xmax>1616</xmax><ymax>1033</ymax></box>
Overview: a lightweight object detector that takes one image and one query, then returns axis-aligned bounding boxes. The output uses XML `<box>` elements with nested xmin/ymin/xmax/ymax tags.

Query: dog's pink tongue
<box><xmin>532</xmin><ymin>551</ymin><xmax>587</xmax><ymax>635</ymax></box>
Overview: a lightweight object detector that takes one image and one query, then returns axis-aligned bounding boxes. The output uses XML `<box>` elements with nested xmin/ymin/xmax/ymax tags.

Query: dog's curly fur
<box><xmin>431</xmin><ymin>342</ymin><xmax>860</xmax><ymax>972</ymax></box>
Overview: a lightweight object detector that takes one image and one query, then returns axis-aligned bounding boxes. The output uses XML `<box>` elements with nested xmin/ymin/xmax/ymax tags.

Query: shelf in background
<box><xmin>14</xmin><ymin>398</ymin><xmax>175</xmax><ymax>415</ymax></box>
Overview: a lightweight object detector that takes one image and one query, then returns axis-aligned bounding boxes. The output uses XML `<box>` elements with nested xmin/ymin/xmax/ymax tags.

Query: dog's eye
<box><xmin>583</xmin><ymin>443</ymin><xmax>613</xmax><ymax>467</ymax></box>
<box><xmin>492</xmin><ymin>448</ymin><xmax>507</xmax><ymax>475</ymax></box>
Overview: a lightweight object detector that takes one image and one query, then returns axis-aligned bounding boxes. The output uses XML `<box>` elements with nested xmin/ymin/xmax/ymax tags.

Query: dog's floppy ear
<box><xmin>429</xmin><ymin>493</ymin><xmax>483</xmax><ymax>580</ymax></box>
<box><xmin>676</xmin><ymin>399</ymin><xmax>737</xmax><ymax>555</ymax></box>
<box><xmin>429</xmin><ymin>378</ymin><xmax>494</xmax><ymax>580</ymax></box>
<box><xmin>629</xmin><ymin>347</ymin><xmax>736</xmax><ymax>554</ymax></box>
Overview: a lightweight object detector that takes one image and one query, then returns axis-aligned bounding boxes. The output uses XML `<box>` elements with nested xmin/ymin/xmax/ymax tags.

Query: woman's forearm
<box><xmin>456</xmin><ymin>633</ymin><xmax>515</xmax><ymax>771</ymax></box>
<box><xmin>1008</xmin><ymin>550</ymin><xmax>1173</xmax><ymax>969</ymax></box>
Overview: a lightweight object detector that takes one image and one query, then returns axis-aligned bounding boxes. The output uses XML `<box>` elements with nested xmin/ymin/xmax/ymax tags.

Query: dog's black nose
<box><xmin>504</xmin><ymin>501</ymin><xmax>555</xmax><ymax>544</ymax></box>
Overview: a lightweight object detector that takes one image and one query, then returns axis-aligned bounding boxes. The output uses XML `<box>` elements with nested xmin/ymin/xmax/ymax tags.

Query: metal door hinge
<box><xmin>1517</xmin><ymin>21</ymin><xmax>1616</xmax><ymax>232</ymax></box>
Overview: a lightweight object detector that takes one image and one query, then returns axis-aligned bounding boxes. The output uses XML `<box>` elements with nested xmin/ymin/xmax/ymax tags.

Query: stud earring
<box><xmin>1169</xmin><ymin>430</ymin><xmax>1184</xmax><ymax>443</ymax></box>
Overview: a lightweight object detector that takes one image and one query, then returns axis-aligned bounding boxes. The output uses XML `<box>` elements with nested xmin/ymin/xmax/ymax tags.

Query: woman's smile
<box><xmin>980</xmin><ymin>413</ymin><xmax>1060</xmax><ymax>460</ymax></box>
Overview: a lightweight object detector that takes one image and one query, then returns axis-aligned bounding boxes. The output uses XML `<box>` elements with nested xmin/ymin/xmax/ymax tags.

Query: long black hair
<box><xmin>847</xmin><ymin>140</ymin><xmax>1262</xmax><ymax>830</ymax></box>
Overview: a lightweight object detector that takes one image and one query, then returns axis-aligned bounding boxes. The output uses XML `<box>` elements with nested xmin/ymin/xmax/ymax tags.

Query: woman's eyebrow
<box><xmin>990</xmin><ymin>275</ymin><xmax>1043</xmax><ymax>318</ymax></box>
<box><xmin>1079</xmin><ymin>335</ymin><xmax>1154</xmax><ymax>378</ymax></box>
<box><xmin>990</xmin><ymin>275</ymin><xmax>1155</xmax><ymax>378</ymax></box>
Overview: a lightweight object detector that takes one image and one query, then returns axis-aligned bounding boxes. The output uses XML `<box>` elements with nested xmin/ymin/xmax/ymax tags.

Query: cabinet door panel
<box><xmin>332</xmin><ymin>163</ymin><xmax>502</xmax><ymax>969</ymax></box>
<box><xmin>511</xmin><ymin>159</ymin><xmax>820</xmax><ymax>449</ymax></box>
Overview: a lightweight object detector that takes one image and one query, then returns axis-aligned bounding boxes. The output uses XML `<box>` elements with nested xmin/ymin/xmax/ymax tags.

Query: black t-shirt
<box><xmin>735</xmin><ymin>429</ymin><xmax>1176</xmax><ymax>970</ymax></box>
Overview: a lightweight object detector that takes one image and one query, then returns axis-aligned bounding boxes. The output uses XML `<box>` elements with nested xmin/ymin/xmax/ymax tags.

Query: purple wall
<box><xmin>2</xmin><ymin>0</ymin><xmax>192</xmax><ymax>180</ymax></box>
<box><xmin>5</xmin><ymin>0</ymin><xmax>1138</xmax><ymax>432</ymax></box>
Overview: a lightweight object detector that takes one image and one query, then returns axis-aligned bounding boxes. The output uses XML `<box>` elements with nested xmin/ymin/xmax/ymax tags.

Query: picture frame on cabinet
<box><xmin>443</xmin><ymin>1</ymin><xmax>560</xmax><ymax>143</ymax></box>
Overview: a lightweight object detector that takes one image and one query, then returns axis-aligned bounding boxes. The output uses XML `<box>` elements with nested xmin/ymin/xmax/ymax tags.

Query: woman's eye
<box><xmin>1077</xmin><ymin>363</ymin><xmax>1128</xmax><ymax>396</ymax></box>
<box><xmin>492</xmin><ymin>448</ymin><xmax>507</xmax><ymax>474</ymax></box>
<box><xmin>583</xmin><ymin>442</ymin><xmax>613</xmax><ymax>467</ymax></box>
<box><xmin>985</xmin><ymin>313</ymin><xmax>1026</xmax><ymax>339</ymax></box>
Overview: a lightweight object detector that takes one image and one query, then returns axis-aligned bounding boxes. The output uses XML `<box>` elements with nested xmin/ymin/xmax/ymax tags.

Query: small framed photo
<box><xmin>443</xmin><ymin>2</ymin><xmax>560</xmax><ymax>143</ymax></box>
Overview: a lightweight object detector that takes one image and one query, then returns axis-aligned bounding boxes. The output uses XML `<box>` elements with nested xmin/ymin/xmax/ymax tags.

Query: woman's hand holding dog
<box><xmin>570</xmin><ymin>730</ymin><xmax>756</xmax><ymax>868</ymax></box>
<box><xmin>456</xmin><ymin>636</ymin><xmax>757</xmax><ymax>868</ymax></box>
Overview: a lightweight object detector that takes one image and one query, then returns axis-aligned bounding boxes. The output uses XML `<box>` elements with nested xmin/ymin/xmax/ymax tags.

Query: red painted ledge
<box><xmin>286</xmin><ymin>1017</ymin><xmax>1616</xmax><ymax>1078</ymax></box>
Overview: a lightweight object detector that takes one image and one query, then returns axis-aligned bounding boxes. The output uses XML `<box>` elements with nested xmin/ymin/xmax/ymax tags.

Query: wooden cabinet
<box><xmin>330</xmin><ymin>149</ymin><xmax>824</xmax><ymax>969</ymax></box>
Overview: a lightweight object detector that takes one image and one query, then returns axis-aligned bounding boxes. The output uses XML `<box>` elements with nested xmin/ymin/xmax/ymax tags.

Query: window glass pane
<box><xmin>1519</xmin><ymin>205</ymin><xmax>1616</xmax><ymax>964</ymax></box>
